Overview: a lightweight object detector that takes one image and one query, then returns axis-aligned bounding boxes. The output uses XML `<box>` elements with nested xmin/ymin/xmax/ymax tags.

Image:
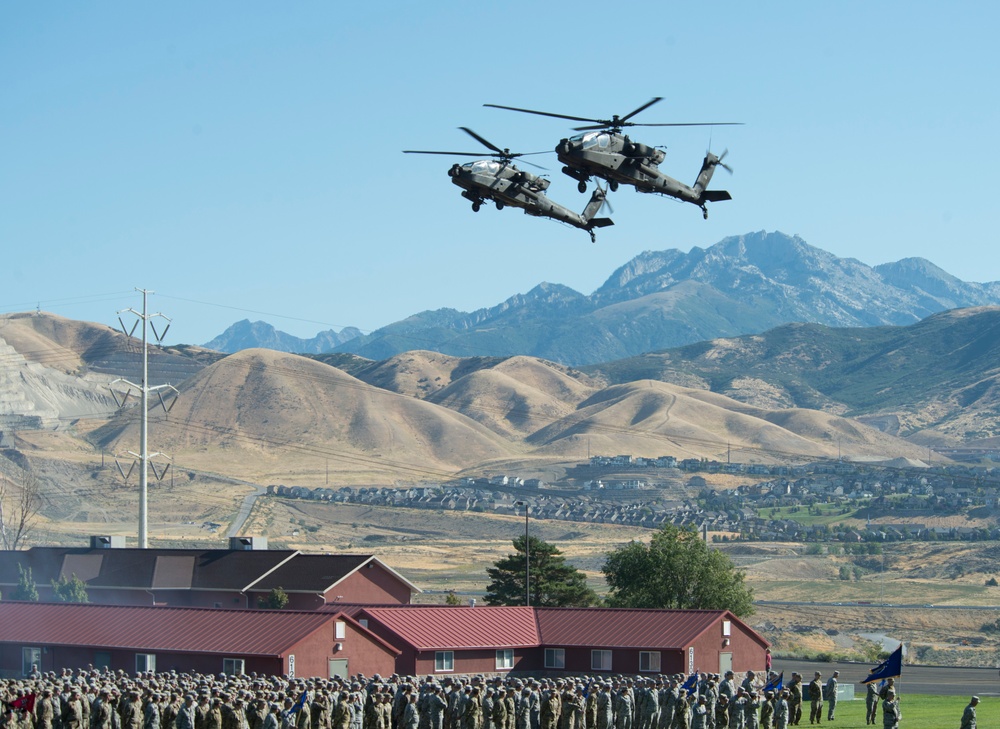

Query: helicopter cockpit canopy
<box><xmin>571</xmin><ymin>132</ymin><xmax>612</xmax><ymax>150</ymax></box>
<box><xmin>469</xmin><ymin>160</ymin><xmax>503</xmax><ymax>175</ymax></box>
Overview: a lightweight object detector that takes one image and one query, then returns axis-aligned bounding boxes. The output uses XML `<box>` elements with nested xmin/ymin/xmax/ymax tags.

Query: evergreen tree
<box><xmin>602</xmin><ymin>524</ymin><xmax>754</xmax><ymax>617</ymax></box>
<box><xmin>11</xmin><ymin>564</ymin><xmax>39</xmax><ymax>601</ymax></box>
<box><xmin>51</xmin><ymin>573</ymin><xmax>89</xmax><ymax>603</ymax></box>
<box><xmin>258</xmin><ymin>586</ymin><xmax>289</xmax><ymax>609</ymax></box>
<box><xmin>485</xmin><ymin>535</ymin><xmax>598</xmax><ymax>607</ymax></box>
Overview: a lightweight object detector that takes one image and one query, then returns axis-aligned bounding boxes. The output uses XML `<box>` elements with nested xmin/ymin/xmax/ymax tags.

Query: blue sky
<box><xmin>2</xmin><ymin>2</ymin><xmax>997</xmax><ymax>346</ymax></box>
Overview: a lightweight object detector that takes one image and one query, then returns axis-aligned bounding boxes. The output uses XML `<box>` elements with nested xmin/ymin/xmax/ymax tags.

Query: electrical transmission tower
<box><xmin>109</xmin><ymin>288</ymin><xmax>178</xmax><ymax>548</ymax></box>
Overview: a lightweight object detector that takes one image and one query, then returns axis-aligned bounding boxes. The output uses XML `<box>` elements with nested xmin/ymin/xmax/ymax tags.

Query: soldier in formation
<box><xmin>3</xmin><ymin>664</ymin><xmax>911</xmax><ymax>729</ymax></box>
<box><xmin>880</xmin><ymin>691</ymin><xmax>899</xmax><ymax>729</ymax></box>
<box><xmin>822</xmin><ymin>674</ymin><xmax>837</xmax><ymax>723</ymax></box>
<box><xmin>806</xmin><ymin>675</ymin><xmax>822</xmax><ymax>726</ymax></box>
<box><xmin>863</xmin><ymin>683</ymin><xmax>878</xmax><ymax>726</ymax></box>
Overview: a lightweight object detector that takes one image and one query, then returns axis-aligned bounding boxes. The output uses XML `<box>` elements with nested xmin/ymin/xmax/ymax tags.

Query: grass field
<box><xmin>761</xmin><ymin>504</ymin><xmax>859</xmax><ymax>527</ymax></box>
<box><xmin>809</xmin><ymin>694</ymin><xmax>976</xmax><ymax>729</ymax></box>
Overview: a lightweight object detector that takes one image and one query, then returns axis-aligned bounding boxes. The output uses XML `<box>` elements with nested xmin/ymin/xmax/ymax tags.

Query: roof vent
<box><xmin>229</xmin><ymin>536</ymin><xmax>268</xmax><ymax>551</ymax></box>
<box><xmin>90</xmin><ymin>535</ymin><xmax>126</xmax><ymax>549</ymax></box>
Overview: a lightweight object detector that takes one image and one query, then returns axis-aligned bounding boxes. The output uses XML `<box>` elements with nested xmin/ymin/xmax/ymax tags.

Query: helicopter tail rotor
<box><xmin>717</xmin><ymin>148</ymin><xmax>733</xmax><ymax>174</ymax></box>
<box><xmin>706</xmin><ymin>147</ymin><xmax>733</xmax><ymax>174</ymax></box>
<box><xmin>594</xmin><ymin>182</ymin><xmax>614</xmax><ymax>216</ymax></box>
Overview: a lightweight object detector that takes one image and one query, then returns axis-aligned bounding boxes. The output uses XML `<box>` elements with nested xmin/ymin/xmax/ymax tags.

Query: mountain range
<box><xmin>204</xmin><ymin>231</ymin><xmax>1000</xmax><ymax>366</ymax></box>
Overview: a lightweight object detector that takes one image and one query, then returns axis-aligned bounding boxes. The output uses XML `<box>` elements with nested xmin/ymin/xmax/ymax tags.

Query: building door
<box><xmin>719</xmin><ymin>652</ymin><xmax>732</xmax><ymax>675</ymax></box>
<box><xmin>22</xmin><ymin>647</ymin><xmax>41</xmax><ymax>677</ymax></box>
<box><xmin>329</xmin><ymin>659</ymin><xmax>348</xmax><ymax>679</ymax></box>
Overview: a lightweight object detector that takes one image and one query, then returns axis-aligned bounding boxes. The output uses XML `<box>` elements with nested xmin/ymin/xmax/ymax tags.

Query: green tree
<box><xmin>444</xmin><ymin>590</ymin><xmax>462</xmax><ymax>606</ymax></box>
<box><xmin>11</xmin><ymin>564</ymin><xmax>39</xmax><ymax>601</ymax></box>
<box><xmin>258</xmin><ymin>586</ymin><xmax>289</xmax><ymax>609</ymax></box>
<box><xmin>51</xmin><ymin>573</ymin><xmax>89</xmax><ymax>603</ymax></box>
<box><xmin>602</xmin><ymin>524</ymin><xmax>754</xmax><ymax>617</ymax></box>
<box><xmin>485</xmin><ymin>535</ymin><xmax>598</xmax><ymax>607</ymax></box>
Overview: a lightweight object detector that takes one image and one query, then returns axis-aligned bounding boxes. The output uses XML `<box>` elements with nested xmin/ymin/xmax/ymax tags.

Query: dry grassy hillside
<box><xmin>352</xmin><ymin>350</ymin><xmax>478</xmax><ymax>399</ymax></box>
<box><xmin>525</xmin><ymin>380</ymin><xmax>929</xmax><ymax>462</ymax></box>
<box><xmin>428</xmin><ymin>356</ymin><xmax>599</xmax><ymax>439</ymax></box>
<box><xmin>0</xmin><ymin>312</ymin><xmax>120</xmax><ymax>373</ymax></box>
<box><xmin>90</xmin><ymin>348</ymin><xmax>520</xmax><ymax>484</ymax></box>
<box><xmin>0</xmin><ymin>312</ymin><xmax>950</xmax><ymax>494</ymax></box>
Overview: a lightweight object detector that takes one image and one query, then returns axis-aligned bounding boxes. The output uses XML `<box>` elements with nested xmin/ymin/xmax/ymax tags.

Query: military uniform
<box><xmin>880</xmin><ymin>695</ymin><xmax>899</xmax><ymax>729</ymax></box>
<box><xmin>864</xmin><ymin>685</ymin><xmax>878</xmax><ymax>726</ymax></box>
<box><xmin>823</xmin><ymin>675</ymin><xmax>837</xmax><ymax>722</ymax></box>
<box><xmin>960</xmin><ymin>698</ymin><xmax>978</xmax><ymax>729</ymax></box>
<box><xmin>806</xmin><ymin>677</ymin><xmax>821</xmax><ymax>726</ymax></box>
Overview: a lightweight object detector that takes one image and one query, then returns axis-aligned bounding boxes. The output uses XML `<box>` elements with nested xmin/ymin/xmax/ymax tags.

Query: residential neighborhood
<box><xmin>267</xmin><ymin>455</ymin><xmax>1000</xmax><ymax>543</ymax></box>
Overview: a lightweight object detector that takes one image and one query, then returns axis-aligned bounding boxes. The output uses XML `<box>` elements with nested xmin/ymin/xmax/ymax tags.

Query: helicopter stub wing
<box><xmin>700</xmin><ymin>190</ymin><xmax>732</xmax><ymax>202</ymax></box>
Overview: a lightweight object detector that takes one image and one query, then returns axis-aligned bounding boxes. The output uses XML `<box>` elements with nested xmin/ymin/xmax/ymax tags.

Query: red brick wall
<box><xmin>283</xmin><ymin>619</ymin><xmax>398</xmax><ymax>679</ymax></box>
<box><xmin>688</xmin><ymin>615</ymin><xmax>768</xmax><ymax>676</ymax></box>
<box><xmin>324</xmin><ymin>566</ymin><xmax>413</xmax><ymax>605</ymax></box>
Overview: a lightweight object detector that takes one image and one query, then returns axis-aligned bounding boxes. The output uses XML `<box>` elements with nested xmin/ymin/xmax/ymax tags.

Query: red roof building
<box><xmin>359</xmin><ymin>605</ymin><xmax>767</xmax><ymax>677</ymax></box>
<box><xmin>0</xmin><ymin>602</ymin><xmax>399</xmax><ymax>679</ymax></box>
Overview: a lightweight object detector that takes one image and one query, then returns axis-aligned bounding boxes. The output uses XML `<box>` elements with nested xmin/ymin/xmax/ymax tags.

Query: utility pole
<box><xmin>515</xmin><ymin>500</ymin><xmax>530</xmax><ymax>606</ymax></box>
<box><xmin>110</xmin><ymin>289</ymin><xmax>177</xmax><ymax>548</ymax></box>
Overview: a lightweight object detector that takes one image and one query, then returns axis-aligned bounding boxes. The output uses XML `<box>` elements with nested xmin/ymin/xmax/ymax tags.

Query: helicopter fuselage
<box><xmin>555</xmin><ymin>132</ymin><xmax>731</xmax><ymax>215</ymax></box>
<box><xmin>449</xmin><ymin>159</ymin><xmax>608</xmax><ymax>233</ymax></box>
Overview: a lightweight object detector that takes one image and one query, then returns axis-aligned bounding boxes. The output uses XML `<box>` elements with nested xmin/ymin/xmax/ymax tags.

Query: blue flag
<box><xmin>862</xmin><ymin>645</ymin><xmax>903</xmax><ymax>684</ymax></box>
<box><xmin>682</xmin><ymin>674</ymin><xmax>698</xmax><ymax>692</ymax></box>
<box><xmin>285</xmin><ymin>692</ymin><xmax>308</xmax><ymax>717</ymax></box>
<box><xmin>764</xmin><ymin>672</ymin><xmax>783</xmax><ymax>693</ymax></box>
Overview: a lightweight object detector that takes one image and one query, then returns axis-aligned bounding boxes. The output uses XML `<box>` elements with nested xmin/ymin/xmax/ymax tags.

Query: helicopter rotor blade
<box><xmin>403</xmin><ymin>150</ymin><xmax>492</xmax><ymax>156</ymax></box>
<box><xmin>484</xmin><ymin>103</ymin><xmax>599</xmax><ymax>125</ymax></box>
<box><xmin>519</xmin><ymin>159</ymin><xmax>549</xmax><ymax>171</ymax></box>
<box><xmin>459</xmin><ymin>127</ymin><xmax>504</xmax><ymax>155</ymax></box>
<box><xmin>629</xmin><ymin>122</ymin><xmax>745</xmax><ymax>127</ymax></box>
<box><xmin>620</xmin><ymin>97</ymin><xmax>664</xmax><ymax>123</ymax></box>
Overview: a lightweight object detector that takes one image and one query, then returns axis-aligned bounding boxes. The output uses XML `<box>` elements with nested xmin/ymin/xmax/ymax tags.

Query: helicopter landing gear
<box><xmin>578</xmin><ymin>180</ymin><xmax>587</xmax><ymax>194</ymax></box>
<box><xmin>472</xmin><ymin>201</ymin><xmax>482</xmax><ymax>213</ymax></box>
<box><xmin>609</xmin><ymin>180</ymin><xmax>619</xmax><ymax>192</ymax></box>
<box><xmin>495</xmin><ymin>200</ymin><xmax>504</xmax><ymax>211</ymax></box>
<box><xmin>701</xmin><ymin>205</ymin><xmax>708</xmax><ymax>220</ymax></box>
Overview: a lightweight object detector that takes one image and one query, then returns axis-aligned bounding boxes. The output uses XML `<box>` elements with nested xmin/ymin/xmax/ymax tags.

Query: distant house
<box><xmin>0</xmin><ymin>602</ymin><xmax>399</xmax><ymax>679</ymax></box>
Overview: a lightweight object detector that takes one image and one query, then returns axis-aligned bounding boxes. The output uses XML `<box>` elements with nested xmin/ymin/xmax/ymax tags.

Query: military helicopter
<box><xmin>404</xmin><ymin>127</ymin><xmax>613</xmax><ymax>242</ymax></box>
<box><xmin>484</xmin><ymin>98</ymin><xmax>741</xmax><ymax>219</ymax></box>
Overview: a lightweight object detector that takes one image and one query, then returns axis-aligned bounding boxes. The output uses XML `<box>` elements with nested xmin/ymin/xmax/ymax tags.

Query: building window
<box><xmin>639</xmin><ymin>651</ymin><xmax>661</xmax><ymax>673</ymax></box>
<box><xmin>223</xmin><ymin>658</ymin><xmax>245</xmax><ymax>676</ymax></box>
<box><xmin>544</xmin><ymin>648</ymin><xmax>565</xmax><ymax>669</ymax></box>
<box><xmin>359</xmin><ymin>618</ymin><xmax>369</xmax><ymax>629</ymax></box>
<box><xmin>93</xmin><ymin>652</ymin><xmax>111</xmax><ymax>670</ymax></box>
<box><xmin>591</xmin><ymin>650</ymin><xmax>612</xmax><ymax>671</ymax></box>
<box><xmin>21</xmin><ymin>647</ymin><xmax>41</xmax><ymax>677</ymax></box>
<box><xmin>496</xmin><ymin>649</ymin><xmax>514</xmax><ymax>670</ymax></box>
<box><xmin>722</xmin><ymin>620</ymin><xmax>731</xmax><ymax>637</ymax></box>
<box><xmin>135</xmin><ymin>654</ymin><xmax>156</xmax><ymax>673</ymax></box>
<box><xmin>434</xmin><ymin>651</ymin><xmax>454</xmax><ymax>672</ymax></box>
<box><xmin>335</xmin><ymin>621</ymin><xmax>346</xmax><ymax>640</ymax></box>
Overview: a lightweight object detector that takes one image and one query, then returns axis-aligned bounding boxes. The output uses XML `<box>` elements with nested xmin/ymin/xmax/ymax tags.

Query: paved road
<box><xmin>776</xmin><ymin>659</ymin><xmax>1000</xmax><ymax>696</ymax></box>
<box><xmin>757</xmin><ymin>600</ymin><xmax>1000</xmax><ymax>611</ymax></box>
<box><xmin>227</xmin><ymin>485</ymin><xmax>266</xmax><ymax>537</ymax></box>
